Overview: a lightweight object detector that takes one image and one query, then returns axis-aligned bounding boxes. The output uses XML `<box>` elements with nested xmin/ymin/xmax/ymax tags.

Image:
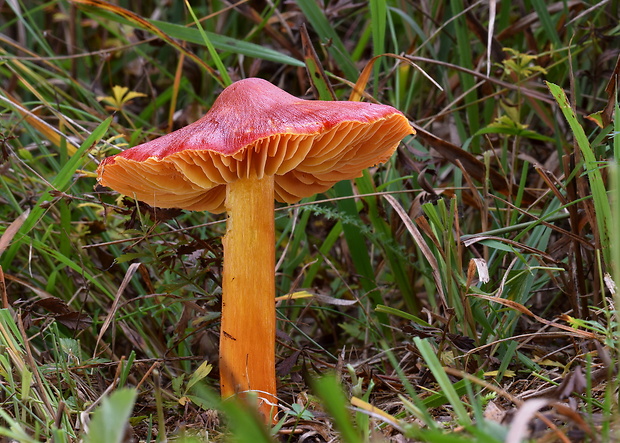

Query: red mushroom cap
<box><xmin>97</xmin><ymin>78</ymin><xmax>414</xmax><ymax>212</ymax></box>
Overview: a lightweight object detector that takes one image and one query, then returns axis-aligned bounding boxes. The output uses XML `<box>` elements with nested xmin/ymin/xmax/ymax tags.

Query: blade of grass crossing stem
<box><xmin>312</xmin><ymin>374</ymin><xmax>362</xmax><ymax>443</ymax></box>
<box><xmin>356</xmin><ymin>171</ymin><xmax>419</xmax><ymax>312</ymax></box>
<box><xmin>295</xmin><ymin>0</ymin><xmax>358</xmax><ymax>80</ymax></box>
<box><xmin>183</xmin><ymin>0</ymin><xmax>232</xmax><ymax>87</ymax></box>
<box><xmin>83</xmin><ymin>389</ymin><xmax>137</xmax><ymax>443</ymax></box>
<box><xmin>547</xmin><ymin>82</ymin><xmax>612</xmax><ymax>264</ymax></box>
<box><xmin>413</xmin><ymin>337</ymin><xmax>472</xmax><ymax>425</ymax></box>
<box><xmin>1</xmin><ymin>117</ymin><xmax>112</xmax><ymax>269</ymax></box>
<box><xmin>333</xmin><ymin>180</ymin><xmax>390</xmax><ymax>335</ymax></box>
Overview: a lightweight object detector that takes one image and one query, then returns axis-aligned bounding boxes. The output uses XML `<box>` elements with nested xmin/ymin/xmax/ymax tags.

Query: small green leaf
<box><xmin>83</xmin><ymin>388</ymin><xmax>137</xmax><ymax>443</ymax></box>
<box><xmin>186</xmin><ymin>361</ymin><xmax>213</xmax><ymax>392</ymax></box>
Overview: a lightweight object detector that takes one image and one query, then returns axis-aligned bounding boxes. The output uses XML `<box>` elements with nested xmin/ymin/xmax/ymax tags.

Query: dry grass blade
<box><xmin>94</xmin><ymin>262</ymin><xmax>144</xmax><ymax>357</ymax></box>
<box><xmin>300</xmin><ymin>23</ymin><xmax>335</xmax><ymax>100</ymax></box>
<box><xmin>462</xmin><ymin>234</ymin><xmax>557</xmax><ymax>261</ymax></box>
<box><xmin>383</xmin><ymin>194</ymin><xmax>447</xmax><ymax>307</ymax></box>
<box><xmin>350</xmin><ymin>396</ymin><xmax>403</xmax><ymax>430</ymax></box>
<box><xmin>0</xmin><ymin>208</ymin><xmax>30</xmax><ymax>257</ymax></box>
<box><xmin>469</xmin><ymin>293</ymin><xmax>600</xmax><ymax>340</ymax></box>
<box><xmin>349</xmin><ymin>53</ymin><xmax>442</xmax><ymax>102</ymax></box>
<box><xmin>0</xmin><ymin>93</ymin><xmax>72</xmax><ymax>149</ymax></box>
<box><xmin>505</xmin><ymin>398</ymin><xmax>552</xmax><ymax>443</ymax></box>
<box><xmin>15</xmin><ymin>313</ymin><xmax>56</xmax><ymax>418</ymax></box>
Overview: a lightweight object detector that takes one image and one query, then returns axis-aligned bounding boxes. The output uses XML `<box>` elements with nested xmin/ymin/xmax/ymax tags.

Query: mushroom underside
<box><xmin>98</xmin><ymin>114</ymin><xmax>411</xmax><ymax>212</ymax></box>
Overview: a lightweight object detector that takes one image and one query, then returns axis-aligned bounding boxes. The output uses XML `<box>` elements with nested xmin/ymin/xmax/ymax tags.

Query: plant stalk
<box><xmin>220</xmin><ymin>174</ymin><xmax>276</xmax><ymax>422</ymax></box>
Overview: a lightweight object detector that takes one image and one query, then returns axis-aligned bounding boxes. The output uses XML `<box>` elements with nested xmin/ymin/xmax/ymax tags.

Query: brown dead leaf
<box><xmin>594</xmin><ymin>53</ymin><xmax>620</xmax><ymax>127</ymax></box>
<box><xmin>55</xmin><ymin>312</ymin><xmax>93</xmax><ymax>331</ymax></box>
<box><xmin>32</xmin><ymin>297</ymin><xmax>72</xmax><ymax>315</ymax></box>
<box><xmin>554</xmin><ymin>365</ymin><xmax>587</xmax><ymax>399</ymax></box>
<box><xmin>484</xmin><ymin>400</ymin><xmax>506</xmax><ymax>423</ymax></box>
<box><xmin>276</xmin><ymin>349</ymin><xmax>301</xmax><ymax>377</ymax></box>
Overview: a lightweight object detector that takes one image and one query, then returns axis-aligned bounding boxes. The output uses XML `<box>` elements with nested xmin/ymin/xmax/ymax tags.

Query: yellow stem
<box><xmin>220</xmin><ymin>175</ymin><xmax>276</xmax><ymax>422</ymax></box>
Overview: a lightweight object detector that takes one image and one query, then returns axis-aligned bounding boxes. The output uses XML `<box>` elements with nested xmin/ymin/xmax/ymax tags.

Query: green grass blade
<box><xmin>302</xmin><ymin>219</ymin><xmax>342</xmax><ymax>287</ymax></box>
<box><xmin>183</xmin><ymin>1</ymin><xmax>232</xmax><ymax>86</ymax></box>
<box><xmin>450</xmin><ymin>0</ymin><xmax>480</xmax><ymax>151</ymax></box>
<box><xmin>413</xmin><ymin>337</ymin><xmax>472</xmax><ymax>425</ymax></box>
<box><xmin>369</xmin><ymin>0</ymin><xmax>387</xmax><ymax>90</ymax></box>
<box><xmin>529</xmin><ymin>0</ymin><xmax>562</xmax><ymax>48</ymax></box>
<box><xmin>295</xmin><ymin>0</ymin><xmax>358</xmax><ymax>80</ymax></box>
<box><xmin>375</xmin><ymin>305</ymin><xmax>430</xmax><ymax>326</ymax></box>
<box><xmin>546</xmin><ymin>81</ymin><xmax>612</xmax><ymax>264</ymax></box>
<box><xmin>151</xmin><ymin>20</ymin><xmax>304</xmax><ymax>68</ymax></box>
<box><xmin>370</xmin><ymin>0</ymin><xmax>387</xmax><ymax>57</ymax></box>
<box><xmin>421</xmin><ymin>378</ymin><xmax>472</xmax><ymax>409</ymax></box>
<box><xmin>312</xmin><ymin>374</ymin><xmax>361</xmax><ymax>443</ymax></box>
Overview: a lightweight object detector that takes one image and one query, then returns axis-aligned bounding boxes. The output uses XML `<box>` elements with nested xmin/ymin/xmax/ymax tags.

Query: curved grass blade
<box><xmin>152</xmin><ymin>20</ymin><xmax>303</xmax><ymax>68</ymax></box>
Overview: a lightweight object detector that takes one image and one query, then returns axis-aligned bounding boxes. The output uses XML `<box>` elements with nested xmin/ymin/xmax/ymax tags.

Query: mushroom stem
<box><xmin>220</xmin><ymin>174</ymin><xmax>277</xmax><ymax>422</ymax></box>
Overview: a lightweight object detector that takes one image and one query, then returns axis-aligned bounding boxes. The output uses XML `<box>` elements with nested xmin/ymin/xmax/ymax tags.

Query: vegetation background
<box><xmin>0</xmin><ymin>0</ymin><xmax>619</xmax><ymax>441</ymax></box>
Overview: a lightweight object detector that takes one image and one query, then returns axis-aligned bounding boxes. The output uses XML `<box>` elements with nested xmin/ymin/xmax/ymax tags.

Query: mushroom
<box><xmin>96</xmin><ymin>78</ymin><xmax>414</xmax><ymax>422</ymax></box>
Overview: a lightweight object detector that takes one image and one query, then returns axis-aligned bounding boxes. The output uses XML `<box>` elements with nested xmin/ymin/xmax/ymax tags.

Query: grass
<box><xmin>0</xmin><ymin>0</ymin><xmax>619</xmax><ymax>441</ymax></box>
